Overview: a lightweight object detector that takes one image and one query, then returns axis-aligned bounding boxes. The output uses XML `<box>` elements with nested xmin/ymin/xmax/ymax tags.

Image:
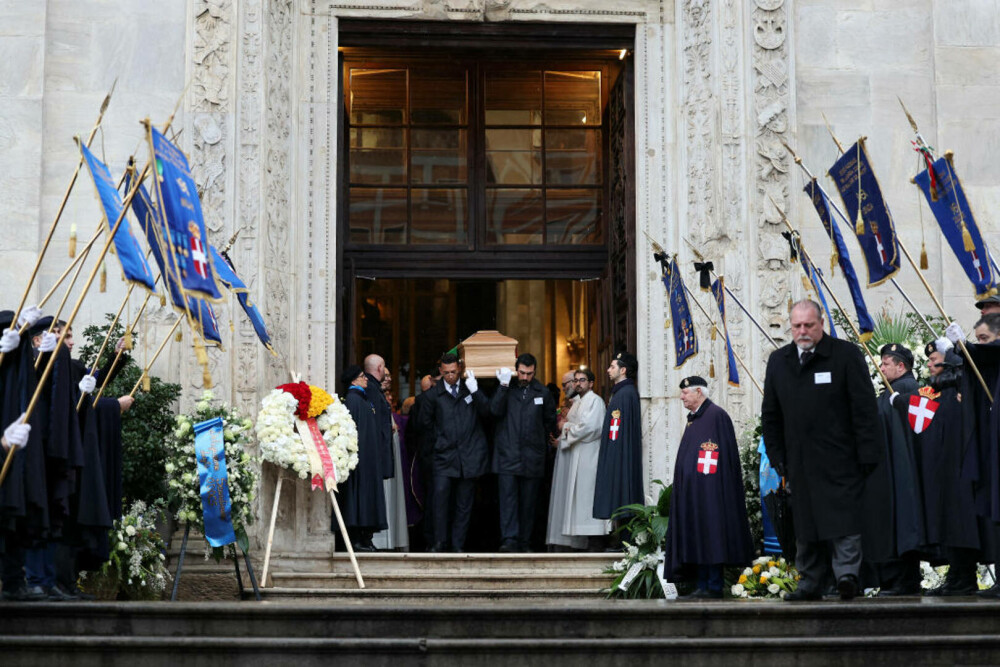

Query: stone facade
<box><xmin>1</xmin><ymin>0</ymin><xmax>998</xmax><ymax>556</ymax></box>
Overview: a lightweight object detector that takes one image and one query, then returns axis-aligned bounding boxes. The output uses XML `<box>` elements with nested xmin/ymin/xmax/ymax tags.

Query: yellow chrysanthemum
<box><xmin>752</xmin><ymin>565</ymin><xmax>761</xmax><ymax>574</ymax></box>
<box><xmin>759</xmin><ymin>576</ymin><xmax>767</xmax><ymax>584</ymax></box>
<box><xmin>768</xmin><ymin>561</ymin><xmax>777</xmax><ymax>568</ymax></box>
<box><xmin>306</xmin><ymin>385</ymin><xmax>335</xmax><ymax>418</ymax></box>
<box><xmin>737</xmin><ymin>574</ymin><xmax>747</xmax><ymax>584</ymax></box>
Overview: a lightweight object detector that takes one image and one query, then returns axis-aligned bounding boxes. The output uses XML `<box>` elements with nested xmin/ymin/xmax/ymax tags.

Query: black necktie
<box><xmin>800</xmin><ymin>350</ymin><xmax>814</xmax><ymax>366</ymax></box>
<box><xmin>450</xmin><ymin>384</ymin><xmax>458</xmax><ymax>398</ymax></box>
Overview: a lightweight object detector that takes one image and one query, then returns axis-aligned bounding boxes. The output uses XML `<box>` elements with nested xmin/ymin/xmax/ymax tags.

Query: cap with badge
<box><xmin>680</xmin><ymin>376</ymin><xmax>708</xmax><ymax>390</ymax></box>
<box><xmin>879</xmin><ymin>343</ymin><xmax>913</xmax><ymax>370</ymax></box>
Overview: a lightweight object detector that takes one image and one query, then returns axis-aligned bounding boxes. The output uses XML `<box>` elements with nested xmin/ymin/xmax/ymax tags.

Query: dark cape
<box><xmin>893</xmin><ymin>365</ymin><xmax>979</xmax><ymax>553</ymax></box>
<box><xmin>664</xmin><ymin>399</ymin><xmax>752</xmax><ymax>577</ymax></box>
<box><xmin>489</xmin><ymin>378</ymin><xmax>557</xmax><ymax>479</ymax></box>
<box><xmin>0</xmin><ymin>319</ymin><xmax>50</xmax><ymax>551</ymax></box>
<box><xmin>593</xmin><ymin>378</ymin><xmax>643</xmax><ymax>520</ymax></box>
<box><xmin>761</xmin><ymin>335</ymin><xmax>884</xmax><ymax>542</ymax></box>
<box><xmin>337</xmin><ymin>385</ymin><xmax>387</xmax><ymax>531</ymax></box>
<box><xmin>873</xmin><ymin>373</ymin><xmax>924</xmax><ymax>560</ymax></box>
<box><xmin>960</xmin><ymin>342</ymin><xmax>1000</xmax><ymax>563</ymax></box>
<box><xmin>365</xmin><ymin>373</ymin><xmax>395</xmax><ymax>479</ymax></box>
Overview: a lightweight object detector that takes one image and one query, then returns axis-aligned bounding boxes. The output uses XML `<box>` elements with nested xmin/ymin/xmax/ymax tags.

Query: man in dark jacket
<box><xmin>491</xmin><ymin>353</ymin><xmax>557</xmax><ymax>552</ymax></box>
<box><xmin>418</xmin><ymin>353</ymin><xmax>489</xmax><ymax>552</ymax></box>
<box><xmin>873</xmin><ymin>343</ymin><xmax>924</xmax><ymax>596</ymax></box>
<box><xmin>363</xmin><ymin>354</ymin><xmax>395</xmax><ymax>481</ymax></box>
<box><xmin>761</xmin><ymin>300</ymin><xmax>884</xmax><ymax>601</ymax></box>
<box><xmin>407</xmin><ymin>374</ymin><xmax>437</xmax><ymax>549</ymax></box>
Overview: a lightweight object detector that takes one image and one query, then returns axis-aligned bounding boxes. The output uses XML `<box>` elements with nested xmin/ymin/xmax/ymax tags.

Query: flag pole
<box><xmin>1</xmin><ymin>81</ymin><xmax>116</xmax><ymax>368</ymax></box>
<box><xmin>24</xmin><ymin>226</ymin><xmax>104</xmax><ymax>322</ymax></box>
<box><xmin>781</xmin><ymin>141</ymin><xmax>938</xmax><ymax>338</ymax></box>
<box><xmin>680</xmin><ymin>281</ymin><xmax>764</xmax><ymax>396</ymax></box>
<box><xmin>34</xmin><ymin>235</ymin><xmax>97</xmax><ymax>370</ymax></box>
<box><xmin>128</xmin><ymin>317</ymin><xmax>184</xmax><ymax>397</ymax></box>
<box><xmin>75</xmin><ymin>282</ymin><xmax>136</xmax><ymax>412</ymax></box>
<box><xmin>92</xmin><ymin>290</ymin><xmax>154</xmax><ymax>407</ymax></box>
<box><xmin>679</xmin><ymin>237</ymin><xmax>781</xmax><ymax>350</ymax></box>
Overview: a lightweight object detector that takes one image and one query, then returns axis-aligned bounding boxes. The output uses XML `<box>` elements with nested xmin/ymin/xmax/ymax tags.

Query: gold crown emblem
<box><xmin>700</xmin><ymin>441</ymin><xmax>719</xmax><ymax>451</ymax></box>
<box><xmin>918</xmin><ymin>386</ymin><xmax>941</xmax><ymax>400</ymax></box>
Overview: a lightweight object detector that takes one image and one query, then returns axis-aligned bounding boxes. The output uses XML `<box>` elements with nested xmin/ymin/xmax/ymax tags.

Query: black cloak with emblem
<box><xmin>664</xmin><ymin>398</ymin><xmax>752</xmax><ymax>578</ymax></box>
<box><xmin>761</xmin><ymin>334</ymin><xmax>884</xmax><ymax>542</ymax></box>
<box><xmin>892</xmin><ymin>351</ymin><xmax>979</xmax><ymax>554</ymax></box>
<box><xmin>338</xmin><ymin>382</ymin><xmax>387</xmax><ymax>531</ymax></box>
<box><xmin>593</xmin><ymin>378</ymin><xmax>643</xmax><ymax>520</ymax></box>
<box><xmin>365</xmin><ymin>372</ymin><xmax>395</xmax><ymax>480</ymax></box>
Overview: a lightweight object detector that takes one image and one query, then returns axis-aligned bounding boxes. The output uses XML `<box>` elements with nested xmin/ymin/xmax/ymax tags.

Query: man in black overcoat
<box><xmin>363</xmin><ymin>354</ymin><xmax>395</xmax><ymax>480</ymax></box>
<box><xmin>761</xmin><ymin>300</ymin><xmax>884</xmax><ymax>601</ymax></box>
<box><xmin>872</xmin><ymin>344</ymin><xmax>925</xmax><ymax>596</ymax></box>
<box><xmin>491</xmin><ymin>353</ymin><xmax>557</xmax><ymax>552</ymax></box>
<box><xmin>407</xmin><ymin>373</ymin><xmax>437</xmax><ymax>549</ymax></box>
<box><xmin>593</xmin><ymin>351</ymin><xmax>644</xmax><ymax>525</ymax></box>
<box><xmin>418</xmin><ymin>353</ymin><xmax>489</xmax><ymax>552</ymax></box>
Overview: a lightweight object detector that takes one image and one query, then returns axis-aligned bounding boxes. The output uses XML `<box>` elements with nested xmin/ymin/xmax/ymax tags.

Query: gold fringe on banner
<box><xmin>123</xmin><ymin>330</ymin><xmax>133</xmax><ymax>350</ymax></box>
<box><xmin>175</xmin><ymin>331</ymin><xmax>183</xmax><ymax>343</ymax></box>
<box><xmin>194</xmin><ymin>342</ymin><xmax>208</xmax><ymax>366</ymax></box>
<box><xmin>962</xmin><ymin>223</ymin><xmax>975</xmax><ymax>252</ymax></box>
<box><xmin>709</xmin><ymin>359</ymin><xmax>715</xmax><ymax>379</ymax></box>
<box><xmin>99</xmin><ymin>262</ymin><xmax>107</xmax><ymax>293</ymax></box>
<box><xmin>202</xmin><ymin>368</ymin><xmax>213</xmax><ymax>389</ymax></box>
<box><xmin>142</xmin><ymin>373</ymin><xmax>151</xmax><ymax>393</ymax></box>
<box><xmin>830</xmin><ymin>248</ymin><xmax>838</xmax><ymax>276</ymax></box>
<box><xmin>787</xmin><ymin>295</ymin><xmax>793</xmax><ymax>313</ymax></box>
<box><xmin>710</xmin><ymin>326</ymin><xmax>717</xmax><ymax>341</ymax></box>
<box><xmin>920</xmin><ymin>242</ymin><xmax>929</xmax><ymax>270</ymax></box>
<box><xmin>159</xmin><ymin>294</ymin><xmax>166</xmax><ymax>307</ymax></box>
<box><xmin>855</xmin><ymin>211</ymin><xmax>865</xmax><ymax>236</ymax></box>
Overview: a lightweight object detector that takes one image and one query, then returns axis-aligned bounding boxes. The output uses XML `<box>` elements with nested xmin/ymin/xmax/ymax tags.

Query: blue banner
<box><xmin>662</xmin><ymin>256</ymin><xmax>697</xmax><ymax>368</ymax></box>
<box><xmin>794</xmin><ymin>236</ymin><xmax>837</xmax><ymax>339</ymax></box>
<box><xmin>210</xmin><ymin>245</ymin><xmax>274</xmax><ymax>353</ymax></box>
<box><xmin>758</xmin><ymin>437</ymin><xmax>782</xmax><ymax>555</ymax></box>
<box><xmin>914</xmin><ymin>157</ymin><xmax>998</xmax><ymax>299</ymax></box>
<box><xmin>193</xmin><ymin>417</ymin><xmax>235</xmax><ymax>547</ymax></box>
<box><xmin>147</xmin><ymin>127</ymin><xmax>223</xmax><ymax>301</ymax></box>
<box><xmin>805</xmin><ymin>179</ymin><xmax>875</xmax><ymax>341</ymax></box>
<box><xmin>828</xmin><ymin>140</ymin><xmax>901</xmax><ymax>287</ymax></box>
<box><xmin>126</xmin><ymin>171</ymin><xmax>222</xmax><ymax>344</ymax></box>
<box><xmin>710</xmin><ymin>277</ymin><xmax>739</xmax><ymax>387</ymax></box>
<box><xmin>79</xmin><ymin>145</ymin><xmax>157</xmax><ymax>292</ymax></box>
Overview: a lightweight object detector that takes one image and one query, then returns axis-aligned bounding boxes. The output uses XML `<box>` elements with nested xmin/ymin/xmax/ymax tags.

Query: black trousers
<box><xmin>1</xmin><ymin>543</ymin><xmax>25</xmax><ymax>591</ymax></box>
<box><xmin>433</xmin><ymin>475</ymin><xmax>477</xmax><ymax>551</ymax></box>
<box><xmin>874</xmin><ymin>552</ymin><xmax>922</xmax><ymax>592</ymax></box>
<box><xmin>498</xmin><ymin>474</ymin><xmax>541</xmax><ymax>549</ymax></box>
<box><xmin>795</xmin><ymin>534</ymin><xmax>862</xmax><ymax>594</ymax></box>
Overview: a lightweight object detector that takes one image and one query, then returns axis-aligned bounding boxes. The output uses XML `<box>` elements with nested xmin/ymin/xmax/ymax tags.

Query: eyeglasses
<box><xmin>573</xmin><ymin>378</ymin><xmax>589</xmax><ymax>383</ymax></box>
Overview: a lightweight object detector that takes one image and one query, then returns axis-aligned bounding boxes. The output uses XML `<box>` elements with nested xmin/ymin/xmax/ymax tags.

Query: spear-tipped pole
<box><xmin>128</xmin><ymin>318</ymin><xmax>184</xmax><ymax>397</ymax></box>
<box><xmin>91</xmin><ymin>290</ymin><xmax>154</xmax><ymax>407</ymax></box>
<box><xmin>821</xmin><ymin>112</ymin><xmax>846</xmax><ymax>154</ymax></box>
<box><xmin>678</xmin><ymin>236</ymin><xmax>780</xmax><ymax>350</ymax></box>
<box><xmin>680</xmin><ymin>281</ymin><xmax>764</xmax><ymax>396</ymax></box>
<box><xmin>75</xmin><ymin>282</ymin><xmax>137</xmax><ymax>412</ymax></box>
<box><xmin>33</xmin><ymin>235</ymin><xmax>96</xmax><ymax>369</ymax></box>
<box><xmin>781</xmin><ymin>140</ymin><xmax>938</xmax><ymax>337</ymax></box>
<box><xmin>769</xmin><ymin>198</ymin><xmax>895</xmax><ymax>390</ymax></box>
<box><xmin>1</xmin><ymin>80</ymin><xmax>117</xmax><ymax>368</ymax></box>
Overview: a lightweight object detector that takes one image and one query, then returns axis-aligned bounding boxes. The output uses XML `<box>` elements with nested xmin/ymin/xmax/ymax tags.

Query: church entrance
<box><xmin>336</xmin><ymin>21</ymin><xmax>637</xmax><ymax>551</ymax></box>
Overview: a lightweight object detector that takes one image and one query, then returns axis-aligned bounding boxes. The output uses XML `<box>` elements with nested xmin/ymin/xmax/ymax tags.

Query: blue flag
<box><xmin>79</xmin><ymin>144</ymin><xmax>157</xmax><ymax>292</ymax></box>
<box><xmin>210</xmin><ymin>245</ymin><xmax>275</xmax><ymax>353</ymax></box>
<box><xmin>193</xmin><ymin>417</ymin><xmax>236</xmax><ymax>547</ymax></box>
<box><xmin>710</xmin><ymin>278</ymin><xmax>739</xmax><ymax>387</ymax></box>
<box><xmin>662</xmin><ymin>256</ymin><xmax>697</xmax><ymax>368</ymax></box>
<box><xmin>828</xmin><ymin>140</ymin><xmax>901</xmax><ymax>287</ymax></box>
<box><xmin>793</xmin><ymin>236</ymin><xmax>837</xmax><ymax>339</ymax></box>
<box><xmin>147</xmin><ymin>126</ymin><xmax>223</xmax><ymax>301</ymax></box>
<box><xmin>126</xmin><ymin>170</ymin><xmax>222</xmax><ymax>345</ymax></box>
<box><xmin>914</xmin><ymin>157</ymin><xmax>998</xmax><ymax>299</ymax></box>
<box><xmin>804</xmin><ymin>179</ymin><xmax>874</xmax><ymax>341</ymax></box>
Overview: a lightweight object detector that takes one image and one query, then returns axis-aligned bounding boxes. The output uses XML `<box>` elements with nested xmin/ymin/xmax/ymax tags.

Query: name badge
<box><xmin>464</xmin><ymin>395</ymin><xmax>473</xmax><ymax>405</ymax></box>
<box><xmin>534</xmin><ymin>397</ymin><xmax>544</xmax><ymax>405</ymax></box>
<box><xmin>814</xmin><ymin>372</ymin><xmax>831</xmax><ymax>384</ymax></box>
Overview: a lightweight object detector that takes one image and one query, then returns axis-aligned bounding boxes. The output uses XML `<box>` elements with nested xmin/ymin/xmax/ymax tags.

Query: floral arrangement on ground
<box><xmin>729</xmin><ymin>556</ymin><xmax>799</xmax><ymax>599</ymax></box>
<box><xmin>164</xmin><ymin>390</ymin><xmax>259</xmax><ymax>559</ymax></box>
<box><xmin>255</xmin><ymin>381</ymin><xmax>359</xmax><ymax>483</ymax></box>
<box><xmin>605</xmin><ymin>481</ymin><xmax>670</xmax><ymax>599</ymax></box>
<box><xmin>80</xmin><ymin>500</ymin><xmax>171</xmax><ymax>600</ymax></box>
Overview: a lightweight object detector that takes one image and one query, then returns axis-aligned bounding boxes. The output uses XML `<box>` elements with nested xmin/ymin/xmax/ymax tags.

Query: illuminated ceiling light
<box><xmin>619</xmin><ymin>49</ymin><xmax>627</xmax><ymax>60</ymax></box>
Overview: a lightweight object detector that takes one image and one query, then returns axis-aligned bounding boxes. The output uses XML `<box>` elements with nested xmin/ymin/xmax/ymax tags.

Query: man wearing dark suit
<box><xmin>418</xmin><ymin>354</ymin><xmax>489</xmax><ymax>552</ymax></box>
<box><xmin>761</xmin><ymin>299</ymin><xmax>884</xmax><ymax>601</ymax></box>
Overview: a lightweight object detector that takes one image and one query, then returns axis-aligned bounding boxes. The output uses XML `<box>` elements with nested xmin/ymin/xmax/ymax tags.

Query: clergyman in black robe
<box><xmin>593</xmin><ymin>352</ymin><xmax>644</xmax><ymax>523</ymax></box>
<box><xmin>665</xmin><ymin>376</ymin><xmax>752</xmax><ymax>599</ymax></box>
<box><xmin>336</xmin><ymin>365</ymin><xmax>387</xmax><ymax>551</ymax></box>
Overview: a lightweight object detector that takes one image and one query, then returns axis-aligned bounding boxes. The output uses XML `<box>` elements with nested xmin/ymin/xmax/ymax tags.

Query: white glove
<box><xmin>465</xmin><ymin>370</ymin><xmax>478</xmax><ymax>394</ymax></box>
<box><xmin>3</xmin><ymin>415</ymin><xmax>30</xmax><ymax>450</ymax></box>
<box><xmin>16</xmin><ymin>305</ymin><xmax>42</xmax><ymax>329</ymax></box>
<box><xmin>38</xmin><ymin>331</ymin><xmax>57</xmax><ymax>353</ymax></box>
<box><xmin>945</xmin><ymin>321</ymin><xmax>966</xmax><ymax>345</ymax></box>
<box><xmin>889</xmin><ymin>392</ymin><xmax>899</xmax><ymax>406</ymax></box>
<box><xmin>0</xmin><ymin>329</ymin><xmax>19</xmax><ymax>354</ymax></box>
<box><xmin>496</xmin><ymin>367</ymin><xmax>512</xmax><ymax>387</ymax></box>
<box><xmin>78</xmin><ymin>374</ymin><xmax>96</xmax><ymax>394</ymax></box>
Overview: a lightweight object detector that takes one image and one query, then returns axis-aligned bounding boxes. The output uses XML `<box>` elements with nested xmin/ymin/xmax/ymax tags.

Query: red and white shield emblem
<box><xmin>609</xmin><ymin>417</ymin><xmax>620</xmax><ymax>441</ymax></box>
<box><xmin>697</xmin><ymin>450</ymin><xmax>719</xmax><ymax>475</ymax></box>
<box><xmin>189</xmin><ymin>228</ymin><xmax>209</xmax><ymax>279</ymax></box>
<box><xmin>907</xmin><ymin>395</ymin><xmax>939</xmax><ymax>434</ymax></box>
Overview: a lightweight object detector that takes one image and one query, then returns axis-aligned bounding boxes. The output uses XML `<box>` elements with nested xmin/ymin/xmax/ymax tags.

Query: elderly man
<box><xmin>761</xmin><ymin>300</ymin><xmax>884</xmax><ymax>601</ymax></box>
<box><xmin>666</xmin><ymin>376</ymin><xmax>752</xmax><ymax>599</ymax></box>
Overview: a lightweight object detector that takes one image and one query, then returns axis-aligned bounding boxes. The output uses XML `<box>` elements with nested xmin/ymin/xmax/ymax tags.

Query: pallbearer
<box><xmin>665</xmin><ymin>376</ymin><xmax>752</xmax><ymax>599</ymax></box>
<box><xmin>593</xmin><ymin>352</ymin><xmax>644</xmax><ymax>532</ymax></box>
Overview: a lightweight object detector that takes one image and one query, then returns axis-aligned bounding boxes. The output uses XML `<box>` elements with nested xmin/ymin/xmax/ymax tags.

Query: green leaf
<box><xmin>236</xmin><ymin>528</ymin><xmax>250</xmax><ymax>554</ymax></box>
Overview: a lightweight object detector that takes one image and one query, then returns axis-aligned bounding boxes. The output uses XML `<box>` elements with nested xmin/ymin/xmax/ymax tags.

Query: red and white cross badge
<box><xmin>697</xmin><ymin>441</ymin><xmax>719</xmax><ymax>475</ymax></box>
<box><xmin>907</xmin><ymin>394</ymin><xmax>939</xmax><ymax>434</ymax></box>
<box><xmin>609</xmin><ymin>409</ymin><xmax>621</xmax><ymax>441</ymax></box>
<box><xmin>189</xmin><ymin>222</ymin><xmax>209</xmax><ymax>279</ymax></box>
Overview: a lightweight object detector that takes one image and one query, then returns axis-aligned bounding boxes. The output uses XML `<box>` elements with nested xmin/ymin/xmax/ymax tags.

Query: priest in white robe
<box><xmin>546</xmin><ymin>369</ymin><xmax>609</xmax><ymax>548</ymax></box>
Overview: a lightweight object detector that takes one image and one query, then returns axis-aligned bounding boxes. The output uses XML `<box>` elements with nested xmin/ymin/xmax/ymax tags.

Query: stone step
<box><xmin>260</xmin><ymin>587</ymin><xmax>608</xmax><ymax>602</ymax></box>
<box><xmin>268</xmin><ymin>571</ymin><xmax>614</xmax><ymax>590</ymax></box>
<box><xmin>262</xmin><ymin>552</ymin><xmax>618</xmax><ymax>576</ymax></box>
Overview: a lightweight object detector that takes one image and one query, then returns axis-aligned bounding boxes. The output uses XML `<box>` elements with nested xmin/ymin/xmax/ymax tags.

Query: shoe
<box><xmin>923</xmin><ymin>584</ymin><xmax>947</xmax><ymax>597</ymax></box>
<box><xmin>1</xmin><ymin>584</ymin><xmax>48</xmax><ymax>602</ymax></box>
<box><xmin>941</xmin><ymin>581</ymin><xmax>978</xmax><ymax>597</ymax></box>
<box><xmin>976</xmin><ymin>584</ymin><xmax>1000</xmax><ymax>599</ymax></box>
<box><xmin>429</xmin><ymin>542</ymin><xmax>449</xmax><ymax>553</ymax></box>
<box><xmin>47</xmin><ymin>584</ymin><xmax>78</xmax><ymax>602</ymax></box>
<box><xmin>783</xmin><ymin>588</ymin><xmax>822</xmax><ymax>602</ymax></box>
<box><xmin>837</xmin><ymin>575</ymin><xmax>859</xmax><ymax>601</ymax></box>
<box><xmin>498</xmin><ymin>541</ymin><xmax>518</xmax><ymax>553</ymax></box>
<box><xmin>351</xmin><ymin>541</ymin><xmax>377</xmax><ymax>553</ymax></box>
<box><xmin>680</xmin><ymin>588</ymin><xmax>723</xmax><ymax>600</ymax></box>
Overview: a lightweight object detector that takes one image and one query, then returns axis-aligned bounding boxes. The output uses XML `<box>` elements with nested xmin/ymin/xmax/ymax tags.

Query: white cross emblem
<box><xmin>190</xmin><ymin>234</ymin><xmax>208</xmax><ymax>279</ymax></box>
<box><xmin>972</xmin><ymin>250</ymin><xmax>985</xmax><ymax>281</ymax></box>
<box><xmin>609</xmin><ymin>417</ymin><xmax>620</xmax><ymax>441</ymax></box>
<box><xmin>874</xmin><ymin>230</ymin><xmax>888</xmax><ymax>264</ymax></box>
<box><xmin>908</xmin><ymin>396</ymin><xmax>937</xmax><ymax>434</ymax></box>
<box><xmin>697</xmin><ymin>451</ymin><xmax>718</xmax><ymax>475</ymax></box>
